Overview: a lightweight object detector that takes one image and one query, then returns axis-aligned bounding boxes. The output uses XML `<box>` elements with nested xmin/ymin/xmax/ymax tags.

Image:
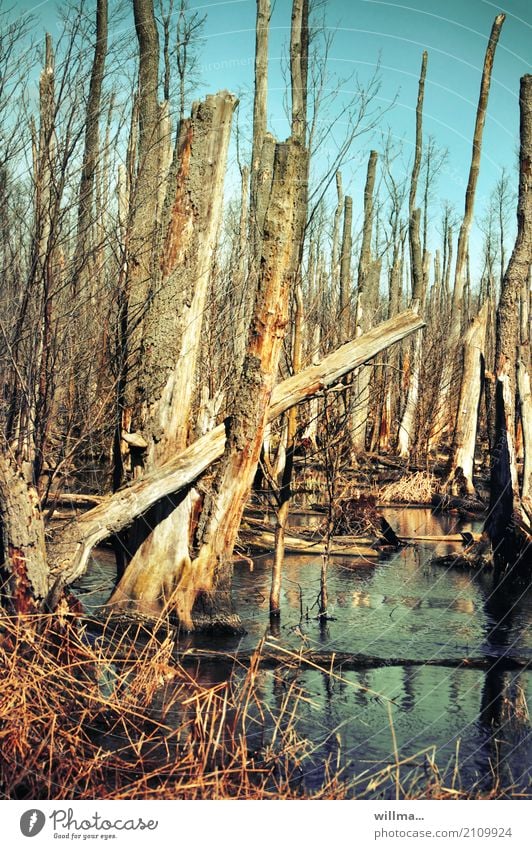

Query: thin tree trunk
<box><xmin>351</xmin><ymin>150</ymin><xmax>378</xmax><ymax>453</ymax></box>
<box><xmin>270</xmin><ymin>284</ymin><xmax>304</xmax><ymax>615</ymax></box>
<box><xmin>397</xmin><ymin>50</ymin><xmax>426</xmax><ymax>459</ymax></box>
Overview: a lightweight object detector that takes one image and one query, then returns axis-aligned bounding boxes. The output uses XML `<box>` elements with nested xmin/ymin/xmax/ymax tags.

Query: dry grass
<box><xmin>0</xmin><ymin>614</ymin><xmax>524</xmax><ymax>800</ymax></box>
<box><xmin>378</xmin><ymin>471</ymin><xmax>437</xmax><ymax>505</ymax></box>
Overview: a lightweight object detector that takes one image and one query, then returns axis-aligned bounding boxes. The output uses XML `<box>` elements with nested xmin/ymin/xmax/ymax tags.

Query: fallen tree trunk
<box><xmin>45</xmin><ymin>308</ymin><xmax>424</xmax><ymax>608</ymax></box>
<box><xmin>239</xmin><ymin>528</ymin><xmax>380</xmax><ymax>557</ymax></box>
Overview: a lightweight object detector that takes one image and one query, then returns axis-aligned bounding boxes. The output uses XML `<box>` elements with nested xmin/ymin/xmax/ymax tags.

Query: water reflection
<box><xmin>73</xmin><ymin>507</ymin><xmax>531</xmax><ymax>796</ymax></box>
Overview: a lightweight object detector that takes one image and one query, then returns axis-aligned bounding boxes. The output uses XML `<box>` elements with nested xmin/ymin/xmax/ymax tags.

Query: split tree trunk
<box><xmin>109</xmin><ymin>92</ymin><xmax>237</xmax><ymax>619</ymax></box>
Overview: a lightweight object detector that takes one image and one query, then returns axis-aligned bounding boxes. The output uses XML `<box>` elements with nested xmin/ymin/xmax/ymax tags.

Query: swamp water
<box><xmin>73</xmin><ymin>508</ymin><xmax>532</xmax><ymax>797</ymax></box>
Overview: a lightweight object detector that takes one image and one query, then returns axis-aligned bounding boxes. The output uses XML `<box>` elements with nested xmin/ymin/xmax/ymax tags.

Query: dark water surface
<box><xmin>73</xmin><ymin>508</ymin><xmax>532</xmax><ymax>797</ymax></box>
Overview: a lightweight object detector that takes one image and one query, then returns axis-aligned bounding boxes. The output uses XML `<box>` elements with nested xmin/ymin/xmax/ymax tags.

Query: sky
<box><xmin>8</xmin><ymin>0</ymin><xmax>532</xmax><ymax>272</ymax></box>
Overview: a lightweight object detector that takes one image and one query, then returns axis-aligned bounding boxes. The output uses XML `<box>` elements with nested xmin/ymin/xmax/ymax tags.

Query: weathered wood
<box><xmin>174</xmin><ymin>646</ymin><xmax>529</xmax><ymax>673</ymax></box>
<box><xmin>45</xmin><ymin>309</ymin><xmax>424</xmax><ymax>608</ymax></box>
<box><xmin>240</xmin><ymin>528</ymin><xmax>379</xmax><ymax>557</ymax></box>
<box><xmin>446</xmin><ymin>300</ymin><xmax>490</xmax><ymax>494</ymax></box>
<box><xmin>450</xmin><ymin>15</ymin><xmax>505</xmax><ymax>339</ymax></box>
<box><xmin>75</xmin><ymin>0</ymin><xmax>108</xmax><ymax>280</ymax></box>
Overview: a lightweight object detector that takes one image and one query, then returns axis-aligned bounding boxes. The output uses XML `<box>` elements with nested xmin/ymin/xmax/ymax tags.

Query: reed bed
<box><xmin>0</xmin><ymin>613</ymin><xmax>523</xmax><ymax>800</ymax></box>
<box><xmin>378</xmin><ymin>472</ymin><xmax>437</xmax><ymax>505</ymax></box>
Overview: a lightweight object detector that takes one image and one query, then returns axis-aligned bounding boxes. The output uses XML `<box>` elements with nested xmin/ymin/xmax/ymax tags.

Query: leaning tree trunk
<box><xmin>484</xmin><ymin>73</ymin><xmax>532</xmax><ymax>574</ymax></box>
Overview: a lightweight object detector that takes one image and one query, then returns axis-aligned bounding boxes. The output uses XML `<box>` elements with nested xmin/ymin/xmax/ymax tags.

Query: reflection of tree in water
<box><xmin>476</xmin><ymin>581</ymin><xmax>531</xmax><ymax>794</ymax></box>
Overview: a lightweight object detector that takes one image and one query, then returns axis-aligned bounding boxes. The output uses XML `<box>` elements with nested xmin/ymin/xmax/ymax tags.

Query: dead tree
<box><xmin>436</xmin><ymin>14</ymin><xmax>505</xmax><ymax>439</ymax></box>
<box><xmin>351</xmin><ymin>149</ymin><xmax>378</xmax><ymax>453</ymax></box>
<box><xmin>398</xmin><ymin>51</ymin><xmax>426</xmax><ymax>459</ymax></box>
<box><xmin>74</xmin><ymin>0</ymin><xmax>108</xmax><ymax>288</ymax></box>
<box><xmin>485</xmin><ymin>74</ymin><xmax>531</xmax><ymax>574</ymax></box>
<box><xmin>445</xmin><ymin>300</ymin><xmax>490</xmax><ymax>495</ymax></box>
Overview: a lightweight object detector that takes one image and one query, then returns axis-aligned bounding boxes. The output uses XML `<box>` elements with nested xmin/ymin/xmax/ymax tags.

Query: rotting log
<box><xmin>45</xmin><ymin>308</ymin><xmax>424</xmax><ymax>610</ymax></box>
<box><xmin>239</xmin><ymin>528</ymin><xmax>379</xmax><ymax>557</ymax></box>
<box><xmin>172</xmin><ymin>646</ymin><xmax>529</xmax><ymax>673</ymax></box>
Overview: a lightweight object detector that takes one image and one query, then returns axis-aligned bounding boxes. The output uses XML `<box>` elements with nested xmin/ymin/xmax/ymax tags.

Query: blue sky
<box><xmin>10</xmin><ymin>0</ymin><xmax>532</xmax><ymax>268</ymax></box>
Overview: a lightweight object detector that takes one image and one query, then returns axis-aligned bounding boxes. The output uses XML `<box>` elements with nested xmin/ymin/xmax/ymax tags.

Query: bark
<box><xmin>290</xmin><ymin>0</ymin><xmax>309</xmax><ymax>144</ymax></box>
<box><xmin>485</xmin><ymin>74</ymin><xmax>532</xmax><ymax>570</ymax></box>
<box><xmin>519</xmin><ymin>270</ymin><xmax>531</xmax><ymax>514</ymax></box>
<box><xmin>351</xmin><ymin>150</ymin><xmax>378</xmax><ymax>453</ymax></box>
<box><xmin>446</xmin><ymin>300</ymin><xmax>490</xmax><ymax>495</ymax></box>
<box><xmin>0</xmin><ymin>455</ymin><xmax>48</xmax><ymax>611</ymax></box>
<box><xmin>45</xmin><ymin>309</ymin><xmax>424</xmax><ymax>611</ymax></box>
<box><xmin>178</xmin><ymin>138</ymin><xmax>308</xmax><ymax>630</ymax></box>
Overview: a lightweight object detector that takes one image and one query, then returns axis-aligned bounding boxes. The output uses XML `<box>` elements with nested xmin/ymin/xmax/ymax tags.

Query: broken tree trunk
<box><xmin>445</xmin><ymin>300</ymin><xmax>490</xmax><ymax>495</ymax></box>
<box><xmin>109</xmin><ymin>92</ymin><xmax>237</xmax><ymax>617</ymax></box>
<box><xmin>45</xmin><ymin>308</ymin><xmax>424</xmax><ymax>611</ymax></box>
<box><xmin>172</xmin><ymin>138</ymin><xmax>308</xmax><ymax>630</ymax></box>
<box><xmin>436</xmin><ymin>14</ymin><xmax>505</xmax><ymax>439</ymax></box>
<box><xmin>484</xmin><ymin>74</ymin><xmax>532</xmax><ymax>574</ymax></box>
